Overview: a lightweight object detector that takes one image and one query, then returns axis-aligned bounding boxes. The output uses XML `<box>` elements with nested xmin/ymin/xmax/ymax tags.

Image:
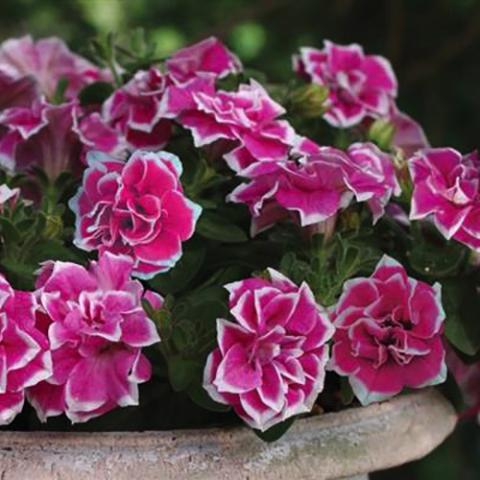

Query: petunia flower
<box><xmin>229</xmin><ymin>142</ymin><xmax>399</xmax><ymax>235</ymax></box>
<box><xmin>0</xmin><ymin>35</ymin><xmax>110</xmax><ymax>101</ymax></box>
<box><xmin>0</xmin><ymin>274</ymin><xmax>51</xmax><ymax>424</ymax></box>
<box><xmin>409</xmin><ymin>147</ymin><xmax>480</xmax><ymax>251</ymax></box>
<box><xmin>27</xmin><ymin>252</ymin><xmax>161</xmax><ymax>423</ymax></box>
<box><xmin>330</xmin><ymin>255</ymin><xmax>447</xmax><ymax>405</ymax></box>
<box><xmin>179</xmin><ymin>79</ymin><xmax>296</xmax><ymax>176</ymax></box>
<box><xmin>69</xmin><ymin>149</ymin><xmax>202</xmax><ymax>279</ymax></box>
<box><xmin>0</xmin><ymin>100</ymin><xmax>84</xmax><ymax>179</ymax></box>
<box><xmin>203</xmin><ymin>269</ymin><xmax>334</xmax><ymax>431</ymax></box>
<box><xmin>166</xmin><ymin>36</ymin><xmax>242</xmax><ymax>84</ymax></box>
<box><xmin>293</xmin><ymin>40</ymin><xmax>397</xmax><ymax>128</ymax></box>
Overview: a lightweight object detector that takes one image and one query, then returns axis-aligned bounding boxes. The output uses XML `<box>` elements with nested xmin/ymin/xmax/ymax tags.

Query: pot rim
<box><xmin>0</xmin><ymin>389</ymin><xmax>457</xmax><ymax>480</ymax></box>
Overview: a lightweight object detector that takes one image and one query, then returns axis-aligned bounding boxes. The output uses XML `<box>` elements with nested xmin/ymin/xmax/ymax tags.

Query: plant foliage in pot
<box><xmin>0</xmin><ymin>30</ymin><xmax>474</xmax><ymax>478</ymax></box>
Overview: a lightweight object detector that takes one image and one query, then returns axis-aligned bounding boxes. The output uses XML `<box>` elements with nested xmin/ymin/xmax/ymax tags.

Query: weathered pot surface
<box><xmin>0</xmin><ymin>389</ymin><xmax>456</xmax><ymax>480</ymax></box>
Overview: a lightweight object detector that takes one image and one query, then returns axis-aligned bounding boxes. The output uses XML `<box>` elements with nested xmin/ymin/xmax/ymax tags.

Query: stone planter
<box><xmin>0</xmin><ymin>389</ymin><xmax>456</xmax><ymax>480</ymax></box>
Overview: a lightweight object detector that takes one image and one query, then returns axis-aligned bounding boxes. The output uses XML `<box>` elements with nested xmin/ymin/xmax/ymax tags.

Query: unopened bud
<box><xmin>43</xmin><ymin>215</ymin><xmax>63</xmax><ymax>239</ymax></box>
<box><xmin>289</xmin><ymin>84</ymin><xmax>329</xmax><ymax>118</ymax></box>
<box><xmin>368</xmin><ymin>119</ymin><xmax>395</xmax><ymax>151</ymax></box>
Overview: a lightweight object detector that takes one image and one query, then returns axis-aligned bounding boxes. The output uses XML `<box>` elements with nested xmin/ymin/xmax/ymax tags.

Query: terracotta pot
<box><xmin>0</xmin><ymin>389</ymin><xmax>456</xmax><ymax>480</ymax></box>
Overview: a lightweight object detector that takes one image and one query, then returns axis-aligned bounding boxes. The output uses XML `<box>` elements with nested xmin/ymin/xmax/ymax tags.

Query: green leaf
<box><xmin>196</xmin><ymin>211</ymin><xmax>248</xmax><ymax>243</ymax></box>
<box><xmin>279</xmin><ymin>251</ymin><xmax>312</xmax><ymax>286</ymax></box>
<box><xmin>0</xmin><ymin>217</ymin><xmax>21</xmax><ymax>243</ymax></box>
<box><xmin>254</xmin><ymin>416</ymin><xmax>296</xmax><ymax>442</ymax></box>
<box><xmin>409</xmin><ymin>227</ymin><xmax>467</xmax><ymax>278</ymax></box>
<box><xmin>79</xmin><ymin>81</ymin><xmax>115</xmax><ymax>106</ymax></box>
<box><xmin>167</xmin><ymin>355</ymin><xmax>199</xmax><ymax>392</ymax></box>
<box><xmin>216</xmin><ymin>74</ymin><xmax>241</xmax><ymax>92</ymax></box>
<box><xmin>443</xmin><ymin>275</ymin><xmax>480</xmax><ymax>356</ymax></box>
<box><xmin>26</xmin><ymin>239</ymin><xmax>86</xmax><ymax>265</ymax></box>
<box><xmin>52</xmin><ymin>77</ymin><xmax>69</xmax><ymax>105</ymax></box>
<box><xmin>187</xmin><ymin>382</ymin><xmax>230</xmax><ymax>412</ymax></box>
<box><xmin>149</xmin><ymin>240</ymin><xmax>206</xmax><ymax>294</ymax></box>
<box><xmin>339</xmin><ymin>377</ymin><xmax>355</xmax><ymax>406</ymax></box>
<box><xmin>0</xmin><ymin>258</ymin><xmax>36</xmax><ymax>290</ymax></box>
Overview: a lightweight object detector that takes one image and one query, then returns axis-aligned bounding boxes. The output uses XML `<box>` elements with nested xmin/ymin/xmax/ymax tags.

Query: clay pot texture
<box><xmin>0</xmin><ymin>389</ymin><xmax>456</xmax><ymax>480</ymax></box>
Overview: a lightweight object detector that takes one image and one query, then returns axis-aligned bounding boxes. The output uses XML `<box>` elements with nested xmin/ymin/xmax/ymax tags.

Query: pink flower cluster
<box><xmin>230</xmin><ymin>142</ymin><xmax>400</xmax><ymax>235</ymax></box>
<box><xmin>0</xmin><ymin>253</ymin><xmax>162</xmax><ymax>425</ymax></box>
<box><xmin>77</xmin><ymin>36</ymin><xmax>241</xmax><ymax>160</ymax></box>
<box><xmin>409</xmin><ymin>147</ymin><xmax>480</xmax><ymax>251</ymax></box>
<box><xmin>0</xmin><ymin>101</ymin><xmax>84</xmax><ymax>179</ymax></box>
<box><xmin>0</xmin><ymin>35</ymin><xmax>108</xmax><ymax>103</ymax></box>
<box><xmin>28</xmin><ymin>252</ymin><xmax>161</xmax><ymax>423</ymax></box>
<box><xmin>294</xmin><ymin>41</ymin><xmax>397</xmax><ymax>128</ymax></box>
<box><xmin>180</xmin><ymin>79</ymin><xmax>296</xmax><ymax>175</ymax></box>
<box><xmin>0</xmin><ymin>32</ymin><xmax>462</xmax><ymax>430</ymax></box>
<box><xmin>0</xmin><ymin>275</ymin><xmax>51</xmax><ymax>424</ymax></box>
<box><xmin>293</xmin><ymin>41</ymin><xmax>429</xmax><ymax>156</ymax></box>
<box><xmin>204</xmin><ymin>269</ymin><xmax>334</xmax><ymax>431</ymax></box>
<box><xmin>0</xmin><ymin>34</ymin><xmax>110</xmax><ymax>178</ymax></box>
<box><xmin>0</xmin><ymin>36</ymin><xmax>242</xmax><ymax>179</ymax></box>
<box><xmin>166</xmin><ymin>36</ymin><xmax>242</xmax><ymax>84</ymax></box>
<box><xmin>330</xmin><ymin>256</ymin><xmax>446</xmax><ymax>405</ymax></box>
<box><xmin>70</xmin><ymin>149</ymin><xmax>202</xmax><ymax>279</ymax></box>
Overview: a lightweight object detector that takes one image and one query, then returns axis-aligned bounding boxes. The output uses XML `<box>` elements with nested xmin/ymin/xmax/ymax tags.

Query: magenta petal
<box><xmin>121</xmin><ymin>311</ymin><xmax>160</xmax><ymax>347</ymax></box>
<box><xmin>238</xmin><ymin>389</ymin><xmax>277</xmax><ymax>430</ymax></box>
<box><xmin>217</xmin><ymin>319</ymin><xmax>252</xmax><ymax>356</ymax></box>
<box><xmin>161</xmin><ymin>189</ymin><xmax>199</xmax><ymax>240</ymax></box>
<box><xmin>215</xmin><ymin>343</ymin><xmax>262</xmax><ymax>394</ymax></box>
<box><xmin>65</xmin><ymin>347</ymin><xmax>141</xmax><ymax>416</ymax></box>
<box><xmin>134</xmin><ymin>230</ymin><xmax>182</xmax><ymax>266</ymax></box>
<box><xmin>286</xmin><ymin>284</ymin><xmax>318</xmax><ymax>334</ymax></box>
<box><xmin>257</xmin><ymin>364</ymin><xmax>284</xmax><ymax>412</ymax></box>
<box><xmin>27</xmin><ymin>381</ymin><xmax>66</xmax><ymax>421</ymax></box>
<box><xmin>0</xmin><ymin>391</ymin><xmax>24</xmax><ymax>424</ymax></box>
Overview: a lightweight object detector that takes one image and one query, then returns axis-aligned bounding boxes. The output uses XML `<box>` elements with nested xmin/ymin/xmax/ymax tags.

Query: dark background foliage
<box><xmin>0</xmin><ymin>0</ymin><xmax>479</xmax><ymax>477</ymax></box>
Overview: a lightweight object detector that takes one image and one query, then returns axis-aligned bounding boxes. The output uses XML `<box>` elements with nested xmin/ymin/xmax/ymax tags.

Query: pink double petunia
<box><xmin>179</xmin><ymin>79</ymin><xmax>297</xmax><ymax>175</ymax></box>
<box><xmin>0</xmin><ymin>274</ymin><xmax>51</xmax><ymax>424</ymax></box>
<box><xmin>0</xmin><ymin>100</ymin><xmax>85</xmax><ymax>179</ymax></box>
<box><xmin>409</xmin><ymin>147</ymin><xmax>480</xmax><ymax>251</ymax></box>
<box><xmin>27</xmin><ymin>252</ymin><xmax>162</xmax><ymax>423</ymax></box>
<box><xmin>229</xmin><ymin>142</ymin><xmax>400</xmax><ymax>235</ymax></box>
<box><xmin>204</xmin><ymin>269</ymin><xmax>334</xmax><ymax>431</ymax></box>
<box><xmin>341</xmin><ymin>142</ymin><xmax>401</xmax><ymax>223</ymax></box>
<box><xmin>77</xmin><ymin>37</ymin><xmax>240</xmax><ymax>159</ymax></box>
<box><xmin>330</xmin><ymin>255</ymin><xmax>446</xmax><ymax>405</ymax></box>
<box><xmin>229</xmin><ymin>147</ymin><xmax>350</xmax><ymax>236</ymax></box>
<box><xmin>293</xmin><ymin>40</ymin><xmax>397</xmax><ymax>128</ymax></box>
<box><xmin>69</xmin><ymin>149</ymin><xmax>202</xmax><ymax>279</ymax></box>
<box><xmin>166</xmin><ymin>36</ymin><xmax>242</xmax><ymax>84</ymax></box>
<box><xmin>79</xmin><ymin>68</ymin><xmax>175</xmax><ymax>157</ymax></box>
<box><xmin>0</xmin><ymin>35</ymin><xmax>110</xmax><ymax>102</ymax></box>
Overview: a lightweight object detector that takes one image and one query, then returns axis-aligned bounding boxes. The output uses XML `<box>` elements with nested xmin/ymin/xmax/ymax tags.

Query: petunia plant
<box><xmin>0</xmin><ymin>30</ymin><xmax>478</xmax><ymax>439</ymax></box>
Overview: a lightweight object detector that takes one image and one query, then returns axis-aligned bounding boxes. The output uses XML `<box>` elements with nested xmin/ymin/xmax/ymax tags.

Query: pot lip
<box><xmin>0</xmin><ymin>388</ymin><xmax>456</xmax><ymax>446</ymax></box>
<box><xmin>0</xmin><ymin>389</ymin><xmax>457</xmax><ymax>479</ymax></box>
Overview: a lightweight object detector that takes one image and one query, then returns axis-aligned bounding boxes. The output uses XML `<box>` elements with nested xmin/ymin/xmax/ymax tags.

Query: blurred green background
<box><xmin>0</xmin><ymin>0</ymin><xmax>479</xmax><ymax>477</ymax></box>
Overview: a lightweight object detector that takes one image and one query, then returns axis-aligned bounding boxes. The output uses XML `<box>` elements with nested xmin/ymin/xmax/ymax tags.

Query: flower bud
<box><xmin>42</xmin><ymin>214</ymin><xmax>63</xmax><ymax>239</ymax></box>
<box><xmin>289</xmin><ymin>84</ymin><xmax>329</xmax><ymax>118</ymax></box>
<box><xmin>368</xmin><ymin>119</ymin><xmax>395</xmax><ymax>150</ymax></box>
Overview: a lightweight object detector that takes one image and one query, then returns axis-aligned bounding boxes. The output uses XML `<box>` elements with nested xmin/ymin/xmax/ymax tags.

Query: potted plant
<box><xmin>0</xmin><ymin>31</ymin><xmax>474</xmax><ymax>478</ymax></box>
